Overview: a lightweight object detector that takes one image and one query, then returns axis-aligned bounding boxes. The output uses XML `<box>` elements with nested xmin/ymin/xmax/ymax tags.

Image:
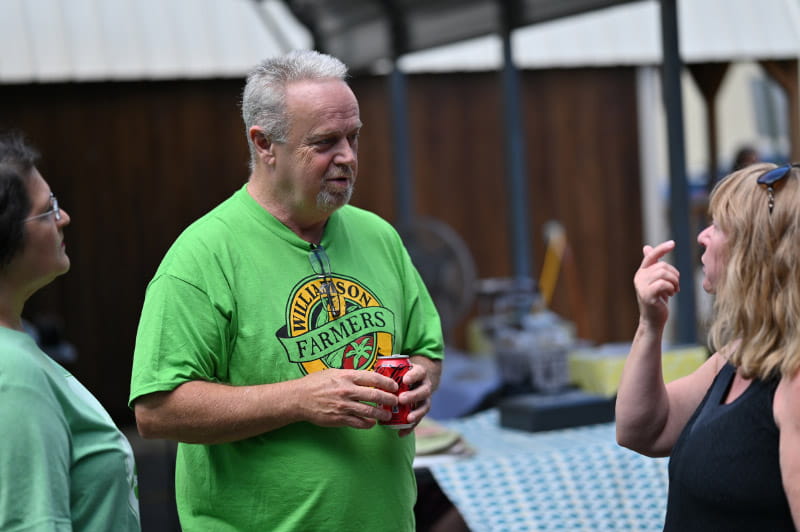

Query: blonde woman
<box><xmin>616</xmin><ymin>163</ymin><xmax>800</xmax><ymax>530</ymax></box>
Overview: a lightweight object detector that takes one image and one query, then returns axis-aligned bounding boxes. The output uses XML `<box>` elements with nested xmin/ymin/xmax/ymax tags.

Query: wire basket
<box><xmin>496</xmin><ymin>344</ymin><xmax>570</xmax><ymax>393</ymax></box>
<box><xmin>494</xmin><ymin>310</ymin><xmax>574</xmax><ymax>394</ymax></box>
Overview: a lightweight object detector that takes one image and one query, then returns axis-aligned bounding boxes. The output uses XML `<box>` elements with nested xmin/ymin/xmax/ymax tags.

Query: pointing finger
<box><xmin>640</xmin><ymin>240</ymin><xmax>675</xmax><ymax>268</ymax></box>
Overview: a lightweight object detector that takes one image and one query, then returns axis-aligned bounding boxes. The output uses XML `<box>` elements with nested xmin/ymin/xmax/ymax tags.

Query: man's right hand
<box><xmin>134</xmin><ymin>369</ymin><xmax>401</xmax><ymax>444</ymax></box>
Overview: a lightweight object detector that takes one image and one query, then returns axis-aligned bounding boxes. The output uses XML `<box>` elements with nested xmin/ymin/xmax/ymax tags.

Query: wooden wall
<box><xmin>0</xmin><ymin>67</ymin><xmax>642</xmax><ymax>424</ymax></box>
<box><xmin>0</xmin><ymin>80</ymin><xmax>249</xmax><ymax>424</ymax></box>
<box><xmin>351</xmin><ymin>69</ymin><xmax>643</xmax><ymax>349</ymax></box>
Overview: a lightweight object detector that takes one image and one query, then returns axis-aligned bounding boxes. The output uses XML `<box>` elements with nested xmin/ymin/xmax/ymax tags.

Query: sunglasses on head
<box><xmin>757</xmin><ymin>163</ymin><xmax>800</xmax><ymax>214</ymax></box>
<box><xmin>308</xmin><ymin>244</ymin><xmax>341</xmax><ymax>318</ymax></box>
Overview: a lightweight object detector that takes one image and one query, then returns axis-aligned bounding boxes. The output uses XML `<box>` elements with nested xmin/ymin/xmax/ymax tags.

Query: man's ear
<box><xmin>249</xmin><ymin>126</ymin><xmax>276</xmax><ymax>165</ymax></box>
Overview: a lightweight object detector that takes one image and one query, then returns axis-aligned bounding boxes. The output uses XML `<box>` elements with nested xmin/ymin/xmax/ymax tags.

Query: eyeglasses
<box><xmin>757</xmin><ymin>164</ymin><xmax>800</xmax><ymax>214</ymax></box>
<box><xmin>24</xmin><ymin>194</ymin><xmax>61</xmax><ymax>222</ymax></box>
<box><xmin>308</xmin><ymin>244</ymin><xmax>341</xmax><ymax>318</ymax></box>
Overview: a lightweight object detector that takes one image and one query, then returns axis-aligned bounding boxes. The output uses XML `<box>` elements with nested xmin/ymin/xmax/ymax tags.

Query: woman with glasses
<box><xmin>616</xmin><ymin>162</ymin><xmax>800</xmax><ymax>530</ymax></box>
<box><xmin>0</xmin><ymin>132</ymin><xmax>140</xmax><ymax>530</ymax></box>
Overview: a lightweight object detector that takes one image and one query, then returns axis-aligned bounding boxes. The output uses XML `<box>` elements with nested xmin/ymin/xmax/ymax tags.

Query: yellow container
<box><xmin>568</xmin><ymin>344</ymin><xmax>708</xmax><ymax>397</ymax></box>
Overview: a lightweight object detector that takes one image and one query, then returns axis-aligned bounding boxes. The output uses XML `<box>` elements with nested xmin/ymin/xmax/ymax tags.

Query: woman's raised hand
<box><xmin>634</xmin><ymin>240</ymin><xmax>680</xmax><ymax>329</ymax></box>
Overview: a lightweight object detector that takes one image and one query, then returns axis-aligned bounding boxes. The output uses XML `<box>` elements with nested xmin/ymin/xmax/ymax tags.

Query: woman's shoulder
<box><xmin>689</xmin><ymin>351</ymin><xmax>730</xmax><ymax>385</ymax></box>
<box><xmin>0</xmin><ymin>330</ymin><xmax>62</xmax><ymax>407</ymax></box>
<box><xmin>0</xmin><ymin>328</ymin><xmax>44</xmax><ymax>374</ymax></box>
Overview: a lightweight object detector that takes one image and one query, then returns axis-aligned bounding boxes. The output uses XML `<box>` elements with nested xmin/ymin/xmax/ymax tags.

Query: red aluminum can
<box><xmin>375</xmin><ymin>355</ymin><xmax>413</xmax><ymax>429</ymax></box>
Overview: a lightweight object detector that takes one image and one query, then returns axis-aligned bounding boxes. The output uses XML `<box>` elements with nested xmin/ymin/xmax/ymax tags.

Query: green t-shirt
<box><xmin>0</xmin><ymin>327</ymin><xmax>140</xmax><ymax>531</ymax></box>
<box><xmin>130</xmin><ymin>186</ymin><xmax>444</xmax><ymax>531</ymax></box>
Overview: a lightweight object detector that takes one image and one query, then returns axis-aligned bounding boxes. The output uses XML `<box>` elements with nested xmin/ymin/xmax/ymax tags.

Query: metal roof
<box><xmin>2</xmin><ymin>0</ymin><xmax>798</xmax><ymax>83</ymax></box>
<box><xmin>399</xmin><ymin>0</ymin><xmax>800</xmax><ymax>72</ymax></box>
<box><xmin>284</xmin><ymin>0</ymin><xmax>642</xmax><ymax>71</ymax></box>
<box><xmin>0</xmin><ymin>0</ymin><xmax>311</xmax><ymax>83</ymax></box>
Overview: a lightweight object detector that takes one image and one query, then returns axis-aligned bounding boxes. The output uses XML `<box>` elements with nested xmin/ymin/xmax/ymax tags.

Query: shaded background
<box><xmin>2</xmin><ymin>1</ymin><xmax>798</xmax><ymax>529</ymax></box>
<box><xmin>1</xmin><ymin>65</ymin><xmax>641</xmax><ymax>426</ymax></box>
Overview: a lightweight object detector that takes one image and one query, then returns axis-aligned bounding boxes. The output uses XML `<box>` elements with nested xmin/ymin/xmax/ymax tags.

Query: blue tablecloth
<box><xmin>424</xmin><ymin>410</ymin><xmax>669</xmax><ymax>532</ymax></box>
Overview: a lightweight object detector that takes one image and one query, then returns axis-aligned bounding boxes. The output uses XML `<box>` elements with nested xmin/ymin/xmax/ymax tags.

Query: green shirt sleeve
<box><xmin>129</xmin><ymin>273</ymin><xmax>232</xmax><ymax>406</ymax></box>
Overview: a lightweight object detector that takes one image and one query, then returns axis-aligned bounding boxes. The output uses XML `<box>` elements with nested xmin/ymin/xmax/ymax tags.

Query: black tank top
<box><xmin>664</xmin><ymin>363</ymin><xmax>794</xmax><ymax>531</ymax></box>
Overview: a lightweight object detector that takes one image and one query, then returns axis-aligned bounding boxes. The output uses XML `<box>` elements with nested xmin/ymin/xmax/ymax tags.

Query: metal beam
<box><xmin>499</xmin><ymin>0</ymin><xmax>533</xmax><ymax>283</ymax></box>
<box><xmin>388</xmin><ymin>67</ymin><xmax>414</xmax><ymax>231</ymax></box>
<box><xmin>380</xmin><ymin>0</ymin><xmax>415</xmax><ymax>231</ymax></box>
<box><xmin>660</xmin><ymin>0</ymin><xmax>697</xmax><ymax>344</ymax></box>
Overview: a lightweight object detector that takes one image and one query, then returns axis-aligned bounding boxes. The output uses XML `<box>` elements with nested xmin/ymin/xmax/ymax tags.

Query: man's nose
<box><xmin>334</xmin><ymin>140</ymin><xmax>356</xmax><ymax>165</ymax></box>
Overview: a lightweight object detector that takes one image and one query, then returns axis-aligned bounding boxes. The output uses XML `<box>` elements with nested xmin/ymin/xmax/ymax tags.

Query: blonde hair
<box><xmin>708</xmin><ymin>162</ymin><xmax>800</xmax><ymax>380</ymax></box>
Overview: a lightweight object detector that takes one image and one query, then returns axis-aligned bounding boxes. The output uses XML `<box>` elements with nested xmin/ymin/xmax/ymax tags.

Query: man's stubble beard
<box><xmin>317</xmin><ymin>181</ymin><xmax>354</xmax><ymax>211</ymax></box>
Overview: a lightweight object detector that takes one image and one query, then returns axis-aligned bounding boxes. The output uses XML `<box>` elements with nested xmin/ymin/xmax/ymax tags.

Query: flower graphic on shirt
<box><xmin>342</xmin><ymin>335</ymin><xmax>374</xmax><ymax>369</ymax></box>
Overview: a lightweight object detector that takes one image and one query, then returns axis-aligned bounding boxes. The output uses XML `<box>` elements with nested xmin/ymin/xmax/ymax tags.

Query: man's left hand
<box><xmin>396</xmin><ymin>355</ymin><xmax>442</xmax><ymax>437</ymax></box>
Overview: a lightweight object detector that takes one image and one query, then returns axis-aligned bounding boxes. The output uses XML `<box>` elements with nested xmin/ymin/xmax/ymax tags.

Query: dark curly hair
<box><xmin>0</xmin><ymin>131</ymin><xmax>40</xmax><ymax>269</ymax></box>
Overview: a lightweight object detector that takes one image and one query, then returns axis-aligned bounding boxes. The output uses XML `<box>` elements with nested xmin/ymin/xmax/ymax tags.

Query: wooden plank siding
<box><xmin>0</xmin><ymin>67</ymin><xmax>641</xmax><ymax>423</ymax></box>
<box><xmin>351</xmin><ymin>68</ymin><xmax>643</xmax><ymax>350</ymax></box>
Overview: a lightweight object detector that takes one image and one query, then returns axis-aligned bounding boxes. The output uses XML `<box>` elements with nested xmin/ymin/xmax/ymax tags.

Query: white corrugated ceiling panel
<box><xmin>399</xmin><ymin>0</ymin><xmax>800</xmax><ymax>73</ymax></box>
<box><xmin>167</xmin><ymin>0</ymin><xmax>220</xmax><ymax>78</ymax></box>
<box><xmin>130</xmin><ymin>0</ymin><xmax>183</xmax><ymax>79</ymax></box>
<box><xmin>100</xmin><ymin>0</ymin><xmax>149</xmax><ymax>79</ymax></box>
<box><xmin>397</xmin><ymin>35</ymin><xmax>503</xmax><ymax>73</ymax></box>
<box><xmin>681</xmin><ymin>0</ymin><xmax>800</xmax><ymax>62</ymax></box>
<box><xmin>513</xmin><ymin>1</ymin><xmax>661</xmax><ymax>68</ymax></box>
<box><xmin>3</xmin><ymin>0</ymin><xmax>798</xmax><ymax>81</ymax></box>
<box><xmin>0</xmin><ymin>0</ymin><xmax>36</xmax><ymax>82</ymax></box>
<box><xmin>399</xmin><ymin>1</ymin><xmax>659</xmax><ymax>71</ymax></box>
<box><xmin>20</xmin><ymin>0</ymin><xmax>75</xmax><ymax>81</ymax></box>
<box><xmin>0</xmin><ymin>0</ymin><xmax>312</xmax><ymax>83</ymax></box>
<box><xmin>63</xmin><ymin>0</ymin><xmax>112</xmax><ymax>80</ymax></box>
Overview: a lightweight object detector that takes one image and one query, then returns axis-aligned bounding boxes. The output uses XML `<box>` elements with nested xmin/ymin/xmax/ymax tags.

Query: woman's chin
<box><xmin>702</xmin><ymin>280</ymin><xmax>715</xmax><ymax>294</ymax></box>
<box><xmin>57</xmin><ymin>258</ymin><xmax>71</xmax><ymax>276</ymax></box>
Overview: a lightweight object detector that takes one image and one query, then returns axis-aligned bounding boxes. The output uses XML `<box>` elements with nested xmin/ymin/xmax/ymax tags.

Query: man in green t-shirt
<box><xmin>129</xmin><ymin>50</ymin><xmax>444</xmax><ymax>531</ymax></box>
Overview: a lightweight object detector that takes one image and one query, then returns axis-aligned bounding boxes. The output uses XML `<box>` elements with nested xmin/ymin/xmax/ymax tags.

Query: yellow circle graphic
<box><xmin>286</xmin><ymin>276</ymin><xmax>393</xmax><ymax>374</ymax></box>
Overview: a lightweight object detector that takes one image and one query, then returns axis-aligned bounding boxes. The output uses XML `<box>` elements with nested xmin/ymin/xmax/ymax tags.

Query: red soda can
<box><xmin>375</xmin><ymin>355</ymin><xmax>413</xmax><ymax>429</ymax></box>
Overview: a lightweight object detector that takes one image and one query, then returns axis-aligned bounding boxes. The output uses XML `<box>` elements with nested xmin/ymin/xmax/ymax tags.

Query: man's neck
<box><xmin>246</xmin><ymin>179</ymin><xmax>331</xmax><ymax>245</ymax></box>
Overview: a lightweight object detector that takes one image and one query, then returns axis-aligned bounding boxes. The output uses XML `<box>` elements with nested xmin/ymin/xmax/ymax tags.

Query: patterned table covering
<box><xmin>425</xmin><ymin>410</ymin><xmax>669</xmax><ymax>532</ymax></box>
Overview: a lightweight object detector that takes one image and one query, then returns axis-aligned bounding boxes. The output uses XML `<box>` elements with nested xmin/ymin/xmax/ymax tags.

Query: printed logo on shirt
<box><xmin>276</xmin><ymin>274</ymin><xmax>396</xmax><ymax>374</ymax></box>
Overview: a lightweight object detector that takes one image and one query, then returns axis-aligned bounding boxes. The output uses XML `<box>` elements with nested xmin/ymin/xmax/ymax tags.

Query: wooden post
<box><xmin>760</xmin><ymin>59</ymin><xmax>800</xmax><ymax>161</ymax></box>
<box><xmin>688</xmin><ymin>62</ymin><xmax>729</xmax><ymax>189</ymax></box>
